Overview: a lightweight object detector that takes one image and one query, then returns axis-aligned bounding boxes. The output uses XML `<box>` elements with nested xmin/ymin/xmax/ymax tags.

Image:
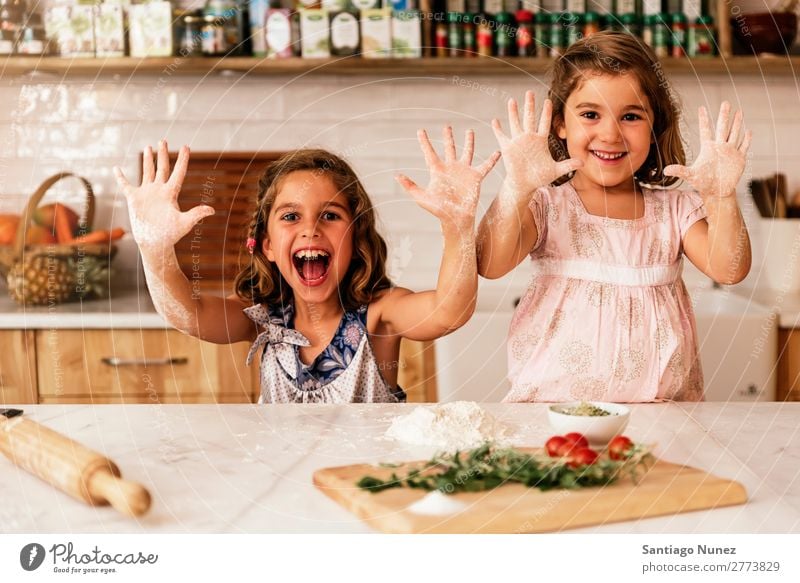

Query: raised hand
<box><xmin>664</xmin><ymin>102</ymin><xmax>751</xmax><ymax>199</ymax></box>
<box><xmin>492</xmin><ymin>91</ymin><xmax>583</xmax><ymax>196</ymax></box>
<box><xmin>113</xmin><ymin>140</ymin><xmax>215</xmax><ymax>255</ymax></box>
<box><xmin>396</xmin><ymin>126</ymin><xmax>500</xmax><ymax>231</ymax></box>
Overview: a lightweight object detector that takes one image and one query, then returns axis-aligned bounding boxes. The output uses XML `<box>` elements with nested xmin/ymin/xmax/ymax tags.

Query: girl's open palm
<box><xmin>664</xmin><ymin>102</ymin><xmax>751</xmax><ymax>199</ymax></box>
<box><xmin>113</xmin><ymin>140</ymin><xmax>215</xmax><ymax>253</ymax></box>
<box><xmin>397</xmin><ymin>127</ymin><xmax>500</xmax><ymax>229</ymax></box>
<box><xmin>492</xmin><ymin>91</ymin><xmax>583</xmax><ymax>196</ymax></box>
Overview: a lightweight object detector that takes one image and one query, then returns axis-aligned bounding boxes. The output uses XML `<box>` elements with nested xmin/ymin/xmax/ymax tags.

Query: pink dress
<box><xmin>505</xmin><ymin>181</ymin><xmax>707</xmax><ymax>403</ymax></box>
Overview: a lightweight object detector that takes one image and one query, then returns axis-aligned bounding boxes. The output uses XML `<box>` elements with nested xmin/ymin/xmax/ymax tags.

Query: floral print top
<box><xmin>244</xmin><ymin>301</ymin><xmax>406</xmax><ymax>403</ymax></box>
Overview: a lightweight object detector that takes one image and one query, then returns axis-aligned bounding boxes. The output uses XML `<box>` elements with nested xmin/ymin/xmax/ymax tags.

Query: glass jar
<box><xmin>203</xmin><ymin>0</ymin><xmax>240</xmax><ymax>55</ymax></box>
<box><xmin>201</xmin><ymin>14</ymin><xmax>228</xmax><ymax>56</ymax></box>
<box><xmin>180</xmin><ymin>12</ymin><xmax>203</xmax><ymax>56</ymax></box>
<box><xmin>688</xmin><ymin>15</ymin><xmax>715</xmax><ymax>57</ymax></box>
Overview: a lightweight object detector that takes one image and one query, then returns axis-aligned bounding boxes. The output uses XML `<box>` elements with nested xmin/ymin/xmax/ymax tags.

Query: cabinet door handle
<box><xmin>101</xmin><ymin>357</ymin><xmax>189</xmax><ymax>367</ymax></box>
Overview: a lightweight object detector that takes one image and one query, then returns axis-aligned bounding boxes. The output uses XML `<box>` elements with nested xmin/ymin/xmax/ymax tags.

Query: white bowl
<box><xmin>547</xmin><ymin>402</ymin><xmax>630</xmax><ymax>446</ymax></box>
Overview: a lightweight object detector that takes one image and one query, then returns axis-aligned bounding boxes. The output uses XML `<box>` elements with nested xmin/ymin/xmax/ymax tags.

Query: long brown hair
<box><xmin>547</xmin><ymin>31</ymin><xmax>685</xmax><ymax>187</ymax></box>
<box><xmin>234</xmin><ymin>149</ymin><xmax>392</xmax><ymax>310</ymax></box>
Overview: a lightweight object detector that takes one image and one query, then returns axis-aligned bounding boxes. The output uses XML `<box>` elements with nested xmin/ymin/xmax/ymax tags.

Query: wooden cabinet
<box><xmin>2</xmin><ymin>328</ymin><xmax>435</xmax><ymax>404</ymax></box>
<box><xmin>35</xmin><ymin>330</ymin><xmax>258</xmax><ymax>404</ymax></box>
<box><xmin>777</xmin><ymin>329</ymin><xmax>800</xmax><ymax>401</ymax></box>
<box><xmin>0</xmin><ymin>330</ymin><xmax>38</xmax><ymax>404</ymax></box>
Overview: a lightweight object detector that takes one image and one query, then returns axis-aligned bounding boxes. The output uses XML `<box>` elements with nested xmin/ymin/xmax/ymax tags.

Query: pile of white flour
<box><xmin>385</xmin><ymin>401</ymin><xmax>508</xmax><ymax>450</ymax></box>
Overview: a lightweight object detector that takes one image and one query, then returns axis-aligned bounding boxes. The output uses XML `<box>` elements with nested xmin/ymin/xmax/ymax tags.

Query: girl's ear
<box><xmin>555</xmin><ymin>116</ymin><xmax>567</xmax><ymax>140</ymax></box>
<box><xmin>262</xmin><ymin>237</ymin><xmax>276</xmax><ymax>262</ymax></box>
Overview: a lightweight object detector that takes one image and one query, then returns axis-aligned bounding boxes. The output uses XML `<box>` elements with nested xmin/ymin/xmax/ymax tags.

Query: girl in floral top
<box><xmin>477</xmin><ymin>32</ymin><xmax>752</xmax><ymax>402</ymax></box>
<box><xmin>115</xmin><ymin>134</ymin><xmax>499</xmax><ymax>403</ymax></box>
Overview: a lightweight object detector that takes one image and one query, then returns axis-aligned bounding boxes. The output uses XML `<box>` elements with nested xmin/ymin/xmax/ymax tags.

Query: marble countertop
<box><xmin>0</xmin><ymin>288</ymin><xmax>168</xmax><ymax>329</ymax></box>
<box><xmin>1</xmin><ymin>403</ymin><xmax>797</xmax><ymax>534</ymax></box>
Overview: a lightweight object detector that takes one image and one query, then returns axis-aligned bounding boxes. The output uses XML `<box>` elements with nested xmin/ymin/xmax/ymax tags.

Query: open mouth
<box><xmin>591</xmin><ymin>150</ymin><xmax>628</xmax><ymax>162</ymax></box>
<box><xmin>292</xmin><ymin>248</ymin><xmax>331</xmax><ymax>286</ymax></box>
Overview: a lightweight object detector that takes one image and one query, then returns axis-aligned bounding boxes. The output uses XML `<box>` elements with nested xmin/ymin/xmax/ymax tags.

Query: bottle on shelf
<box><xmin>495</xmin><ymin>12</ymin><xmax>515</xmax><ymax>57</ymax></box>
<box><xmin>447</xmin><ymin>12</ymin><xmax>463</xmax><ymax>57</ymax></box>
<box><xmin>670</xmin><ymin>12</ymin><xmax>687</xmax><ymax>58</ymax></box>
<box><xmin>0</xmin><ymin>0</ymin><xmax>26</xmax><ymax>55</ymax></box>
<box><xmin>476</xmin><ymin>13</ymin><xmax>493</xmax><ymax>57</ymax></box>
<box><xmin>688</xmin><ymin>14</ymin><xmax>715</xmax><ymax>57</ymax></box>
<box><xmin>515</xmin><ymin>9</ymin><xmax>535</xmax><ymax>57</ymax></box>
<box><xmin>462</xmin><ymin>12</ymin><xmax>477</xmax><ymax>57</ymax></box>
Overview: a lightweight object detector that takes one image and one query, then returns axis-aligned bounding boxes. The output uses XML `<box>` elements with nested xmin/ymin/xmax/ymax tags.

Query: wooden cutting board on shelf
<box><xmin>313</xmin><ymin>456</ymin><xmax>747</xmax><ymax>534</ymax></box>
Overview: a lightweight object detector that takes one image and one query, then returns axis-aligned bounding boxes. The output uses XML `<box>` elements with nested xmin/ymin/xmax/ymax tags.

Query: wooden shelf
<box><xmin>2</xmin><ymin>55</ymin><xmax>800</xmax><ymax>78</ymax></box>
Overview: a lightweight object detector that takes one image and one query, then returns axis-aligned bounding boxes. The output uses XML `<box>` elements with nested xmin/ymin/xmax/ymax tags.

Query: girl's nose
<box><xmin>300</xmin><ymin>219</ymin><xmax>321</xmax><ymax>238</ymax></box>
<box><xmin>599</xmin><ymin>120</ymin><xmax>623</xmax><ymax>143</ymax></box>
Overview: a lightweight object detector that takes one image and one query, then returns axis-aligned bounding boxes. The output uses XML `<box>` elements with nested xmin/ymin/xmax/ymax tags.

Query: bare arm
<box><xmin>477</xmin><ymin>92</ymin><xmax>583</xmax><ymax>279</ymax></box>
<box><xmin>665</xmin><ymin>102</ymin><xmax>752</xmax><ymax>285</ymax></box>
<box><xmin>114</xmin><ymin>140</ymin><xmax>255</xmax><ymax>343</ymax></box>
<box><xmin>379</xmin><ymin>127</ymin><xmax>499</xmax><ymax>341</ymax></box>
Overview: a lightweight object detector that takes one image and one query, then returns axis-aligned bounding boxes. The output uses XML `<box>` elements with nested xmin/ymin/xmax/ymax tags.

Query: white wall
<box><xmin>1</xmin><ymin>71</ymin><xmax>797</xmax><ymax>293</ymax></box>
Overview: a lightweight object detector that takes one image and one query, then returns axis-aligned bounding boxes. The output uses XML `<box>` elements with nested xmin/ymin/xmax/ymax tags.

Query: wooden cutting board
<box><xmin>313</xmin><ymin>455</ymin><xmax>747</xmax><ymax>533</ymax></box>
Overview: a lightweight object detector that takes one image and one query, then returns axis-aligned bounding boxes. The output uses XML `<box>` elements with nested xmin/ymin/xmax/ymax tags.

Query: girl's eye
<box><xmin>622</xmin><ymin>113</ymin><xmax>643</xmax><ymax>121</ymax></box>
<box><xmin>322</xmin><ymin>211</ymin><xmax>340</xmax><ymax>221</ymax></box>
<box><xmin>281</xmin><ymin>212</ymin><xmax>299</xmax><ymax>221</ymax></box>
<box><xmin>580</xmin><ymin>111</ymin><xmax>599</xmax><ymax>120</ymax></box>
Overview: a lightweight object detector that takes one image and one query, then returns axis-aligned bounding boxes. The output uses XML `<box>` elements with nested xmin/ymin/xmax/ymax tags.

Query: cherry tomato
<box><xmin>567</xmin><ymin>447</ymin><xmax>599</xmax><ymax>468</ymax></box>
<box><xmin>545</xmin><ymin>436</ymin><xmax>568</xmax><ymax>457</ymax></box>
<box><xmin>556</xmin><ymin>440</ymin><xmax>580</xmax><ymax>457</ymax></box>
<box><xmin>608</xmin><ymin>435</ymin><xmax>634</xmax><ymax>461</ymax></box>
<box><xmin>563</xmin><ymin>432</ymin><xmax>589</xmax><ymax>448</ymax></box>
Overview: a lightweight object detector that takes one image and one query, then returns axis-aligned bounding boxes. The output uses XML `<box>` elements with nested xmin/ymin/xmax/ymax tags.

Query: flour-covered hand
<box><xmin>492</xmin><ymin>91</ymin><xmax>583</xmax><ymax>197</ymax></box>
<box><xmin>664</xmin><ymin>102</ymin><xmax>751</xmax><ymax>199</ymax></box>
<box><xmin>396</xmin><ymin>126</ymin><xmax>500</xmax><ymax>231</ymax></box>
<box><xmin>113</xmin><ymin>140</ymin><xmax>215</xmax><ymax>255</ymax></box>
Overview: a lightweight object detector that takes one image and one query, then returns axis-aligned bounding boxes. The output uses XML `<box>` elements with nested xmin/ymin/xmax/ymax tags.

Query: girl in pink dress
<box><xmin>477</xmin><ymin>32</ymin><xmax>752</xmax><ymax>402</ymax></box>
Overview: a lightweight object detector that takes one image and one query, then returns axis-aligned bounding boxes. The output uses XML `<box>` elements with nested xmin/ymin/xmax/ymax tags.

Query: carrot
<box><xmin>71</xmin><ymin>227</ymin><xmax>125</xmax><ymax>245</ymax></box>
<box><xmin>54</xmin><ymin>204</ymin><xmax>74</xmax><ymax>244</ymax></box>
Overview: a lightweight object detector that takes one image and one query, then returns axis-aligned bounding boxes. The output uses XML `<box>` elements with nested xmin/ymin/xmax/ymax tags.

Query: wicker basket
<box><xmin>0</xmin><ymin>173</ymin><xmax>118</xmax><ymax>305</ymax></box>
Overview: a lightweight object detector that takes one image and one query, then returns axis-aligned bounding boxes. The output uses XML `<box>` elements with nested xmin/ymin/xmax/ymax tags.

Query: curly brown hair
<box><xmin>234</xmin><ymin>149</ymin><xmax>393</xmax><ymax>310</ymax></box>
<box><xmin>547</xmin><ymin>31</ymin><xmax>685</xmax><ymax>187</ymax></box>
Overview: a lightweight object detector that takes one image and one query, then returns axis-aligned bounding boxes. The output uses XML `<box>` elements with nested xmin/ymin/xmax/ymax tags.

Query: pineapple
<box><xmin>72</xmin><ymin>255</ymin><xmax>112</xmax><ymax>299</ymax></box>
<box><xmin>7</xmin><ymin>253</ymin><xmax>76</xmax><ymax>306</ymax></box>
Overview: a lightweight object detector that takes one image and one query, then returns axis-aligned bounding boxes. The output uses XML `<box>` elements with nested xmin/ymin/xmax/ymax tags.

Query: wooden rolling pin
<box><xmin>0</xmin><ymin>409</ymin><xmax>151</xmax><ymax>517</ymax></box>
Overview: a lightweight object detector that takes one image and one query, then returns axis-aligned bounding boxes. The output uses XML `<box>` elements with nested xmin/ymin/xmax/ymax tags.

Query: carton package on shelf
<box><xmin>93</xmin><ymin>4</ymin><xmax>125</xmax><ymax>58</ymax></box>
<box><xmin>360</xmin><ymin>8</ymin><xmax>392</xmax><ymax>58</ymax></box>
<box><xmin>351</xmin><ymin>0</ymin><xmax>383</xmax><ymax>9</ymax></box>
<box><xmin>392</xmin><ymin>10</ymin><xmax>421</xmax><ymax>58</ymax></box>
<box><xmin>129</xmin><ymin>1</ymin><xmax>174</xmax><ymax>57</ymax></box>
<box><xmin>300</xmin><ymin>9</ymin><xmax>331</xmax><ymax>57</ymax></box>
<box><xmin>329</xmin><ymin>10</ymin><xmax>360</xmax><ymax>56</ymax></box>
<box><xmin>265</xmin><ymin>8</ymin><xmax>298</xmax><ymax>58</ymax></box>
<box><xmin>250</xmin><ymin>0</ymin><xmax>270</xmax><ymax>57</ymax></box>
<box><xmin>44</xmin><ymin>3</ymin><xmax>95</xmax><ymax>57</ymax></box>
<box><xmin>322</xmin><ymin>0</ymin><xmax>351</xmax><ymax>9</ymax></box>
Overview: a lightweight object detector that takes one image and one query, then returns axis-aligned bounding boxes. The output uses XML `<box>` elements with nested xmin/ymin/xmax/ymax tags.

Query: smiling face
<box><xmin>263</xmin><ymin>170</ymin><xmax>354</xmax><ymax>304</ymax></box>
<box><xmin>556</xmin><ymin>73</ymin><xmax>654</xmax><ymax>193</ymax></box>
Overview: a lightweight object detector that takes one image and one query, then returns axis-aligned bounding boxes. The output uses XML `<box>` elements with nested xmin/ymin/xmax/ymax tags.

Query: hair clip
<box><xmin>246</xmin><ymin>237</ymin><xmax>256</xmax><ymax>255</ymax></box>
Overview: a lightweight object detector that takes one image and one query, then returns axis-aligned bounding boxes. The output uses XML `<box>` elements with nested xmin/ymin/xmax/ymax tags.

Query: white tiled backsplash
<box><xmin>0</xmin><ymin>73</ymin><xmax>795</xmax><ymax>294</ymax></box>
